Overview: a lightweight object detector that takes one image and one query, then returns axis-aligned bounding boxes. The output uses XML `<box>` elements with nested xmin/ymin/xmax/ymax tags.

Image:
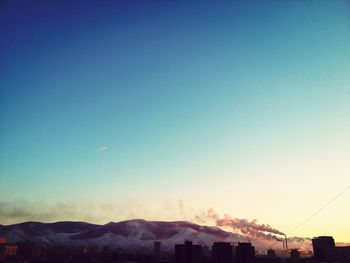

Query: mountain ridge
<box><xmin>0</xmin><ymin>219</ymin><xmax>312</xmax><ymax>252</ymax></box>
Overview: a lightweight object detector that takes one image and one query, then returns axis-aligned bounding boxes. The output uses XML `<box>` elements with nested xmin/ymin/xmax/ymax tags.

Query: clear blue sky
<box><xmin>0</xmin><ymin>0</ymin><xmax>349</xmax><ymax>241</ymax></box>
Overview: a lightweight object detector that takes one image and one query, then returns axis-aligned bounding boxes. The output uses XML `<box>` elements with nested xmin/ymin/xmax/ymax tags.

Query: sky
<box><xmin>0</xmin><ymin>0</ymin><xmax>349</xmax><ymax>242</ymax></box>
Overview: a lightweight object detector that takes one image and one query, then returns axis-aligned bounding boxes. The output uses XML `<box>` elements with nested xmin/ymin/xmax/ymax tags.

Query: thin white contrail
<box><xmin>97</xmin><ymin>146</ymin><xmax>108</xmax><ymax>152</ymax></box>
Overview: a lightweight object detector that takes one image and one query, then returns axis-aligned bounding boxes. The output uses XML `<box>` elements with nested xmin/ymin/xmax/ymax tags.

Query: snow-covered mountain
<box><xmin>0</xmin><ymin>219</ymin><xmax>310</xmax><ymax>252</ymax></box>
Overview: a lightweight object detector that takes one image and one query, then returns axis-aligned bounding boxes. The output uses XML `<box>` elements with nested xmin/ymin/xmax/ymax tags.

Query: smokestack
<box><xmin>284</xmin><ymin>235</ymin><xmax>288</xmax><ymax>251</ymax></box>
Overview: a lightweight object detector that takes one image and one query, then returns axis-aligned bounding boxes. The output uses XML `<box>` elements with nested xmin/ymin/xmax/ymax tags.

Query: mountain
<box><xmin>0</xmin><ymin>219</ymin><xmax>310</xmax><ymax>252</ymax></box>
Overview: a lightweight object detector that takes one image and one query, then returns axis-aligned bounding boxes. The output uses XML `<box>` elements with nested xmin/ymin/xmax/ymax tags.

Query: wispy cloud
<box><xmin>97</xmin><ymin>145</ymin><xmax>108</xmax><ymax>152</ymax></box>
<box><xmin>0</xmin><ymin>199</ymin><xmax>193</xmax><ymax>225</ymax></box>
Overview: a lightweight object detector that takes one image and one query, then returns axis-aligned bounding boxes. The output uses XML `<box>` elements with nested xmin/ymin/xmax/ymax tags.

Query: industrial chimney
<box><xmin>284</xmin><ymin>234</ymin><xmax>288</xmax><ymax>251</ymax></box>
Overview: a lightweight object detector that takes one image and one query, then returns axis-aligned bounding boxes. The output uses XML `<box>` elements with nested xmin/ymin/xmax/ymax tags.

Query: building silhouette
<box><xmin>16</xmin><ymin>240</ymin><xmax>41</xmax><ymax>259</ymax></box>
<box><xmin>175</xmin><ymin>240</ymin><xmax>202</xmax><ymax>263</ymax></box>
<box><xmin>290</xmin><ymin>249</ymin><xmax>300</xmax><ymax>262</ymax></box>
<box><xmin>99</xmin><ymin>246</ymin><xmax>113</xmax><ymax>263</ymax></box>
<box><xmin>312</xmin><ymin>236</ymin><xmax>350</xmax><ymax>262</ymax></box>
<box><xmin>154</xmin><ymin>241</ymin><xmax>161</xmax><ymax>255</ymax></box>
<box><xmin>202</xmin><ymin>245</ymin><xmax>211</xmax><ymax>259</ymax></box>
<box><xmin>236</xmin><ymin>242</ymin><xmax>255</xmax><ymax>263</ymax></box>
<box><xmin>5</xmin><ymin>244</ymin><xmax>17</xmax><ymax>257</ymax></box>
<box><xmin>312</xmin><ymin>236</ymin><xmax>335</xmax><ymax>260</ymax></box>
<box><xmin>212</xmin><ymin>242</ymin><xmax>233</xmax><ymax>263</ymax></box>
<box><xmin>267</xmin><ymin>249</ymin><xmax>276</xmax><ymax>258</ymax></box>
<box><xmin>0</xmin><ymin>237</ymin><xmax>6</xmax><ymax>263</ymax></box>
<box><xmin>323</xmin><ymin>246</ymin><xmax>350</xmax><ymax>262</ymax></box>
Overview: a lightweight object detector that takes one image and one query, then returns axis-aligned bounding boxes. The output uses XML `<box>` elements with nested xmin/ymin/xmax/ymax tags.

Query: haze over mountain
<box><xmin>0</xmin><ymin>219</ymin><xmax>315</xmax><ymax>252</ymax></box>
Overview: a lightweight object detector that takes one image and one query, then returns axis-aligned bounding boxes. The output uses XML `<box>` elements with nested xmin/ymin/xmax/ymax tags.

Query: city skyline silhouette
<box><xmin>1</xmin><ymin>221</ymin><xmax>350</xmax><ymax>262</ymax></box>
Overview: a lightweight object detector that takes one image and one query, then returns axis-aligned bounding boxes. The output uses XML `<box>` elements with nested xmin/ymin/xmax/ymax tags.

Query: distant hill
<box><xmin>0</xmin><ymin>219</ymin><xmax>312</xmax><ymax>252</ymax></box>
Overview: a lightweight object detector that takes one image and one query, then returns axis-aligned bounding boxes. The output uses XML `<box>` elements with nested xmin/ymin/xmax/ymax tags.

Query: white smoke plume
<box><xmin>195</xmin><ymin>209</ymin><xmax>284</xmax><ymax>241</ymax></box>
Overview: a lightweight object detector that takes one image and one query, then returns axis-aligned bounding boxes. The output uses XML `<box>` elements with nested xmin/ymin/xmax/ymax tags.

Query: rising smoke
<box><xmin>195</xmin><ymin>209</ymin><xmax>285</xmax><ymax>241</ymax></box>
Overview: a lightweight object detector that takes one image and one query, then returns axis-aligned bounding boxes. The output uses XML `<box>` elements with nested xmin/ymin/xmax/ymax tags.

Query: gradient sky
<box><xmin>0</xmin><ymin>0</ymin><xmax>349</xmax><ymax>242</ymax></box>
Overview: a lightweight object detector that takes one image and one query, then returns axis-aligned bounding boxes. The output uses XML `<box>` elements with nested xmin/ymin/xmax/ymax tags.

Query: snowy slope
<box><xmin>0</xmin><ymin>219</ymin><xmax>311</xmax><ymax>251</ymax></box>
